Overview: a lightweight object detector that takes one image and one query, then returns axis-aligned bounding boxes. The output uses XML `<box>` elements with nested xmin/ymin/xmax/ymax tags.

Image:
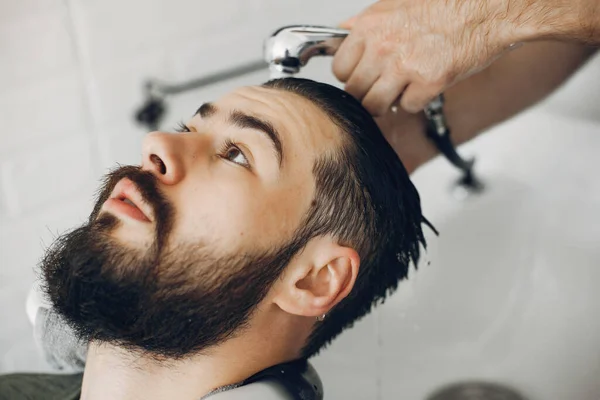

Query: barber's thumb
<box><xmin>339</xmin><ymin>16</ymin><xmax>357</xmax><ymax>29</ymax></box>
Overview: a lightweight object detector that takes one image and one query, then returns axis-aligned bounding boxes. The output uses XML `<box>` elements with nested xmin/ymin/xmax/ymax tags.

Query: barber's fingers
<box><xmin>339</xmin><ymin>15</ymin><xmax>357</xmax><ymax>29</ymax></box>
<box><xmin>361</xmin><ymin>75</ymin><xmax>408</xmax><ymax>117</ymax></box>
<box><xmin>400</xmin><ymin>83</ymin><xmax>442</xmax><ymax>114</ymax></box>
<box><xmin>343</xmin><ymin>53</ymin><xmax>382</xmax><ymax>102</ymax></box>
<box><xmin>332</xmin><ymin>34</ymin><xmax>365</xmax><ymax>83</ymax></box>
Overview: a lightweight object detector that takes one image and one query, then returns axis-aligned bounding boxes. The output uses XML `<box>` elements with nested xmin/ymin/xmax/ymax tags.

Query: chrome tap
<box><xmin>264</xmin><ymin>25</ymin><xmax>350</xmax><ymax>76</ymax></box>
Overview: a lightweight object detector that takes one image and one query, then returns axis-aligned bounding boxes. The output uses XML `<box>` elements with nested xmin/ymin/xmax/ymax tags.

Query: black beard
<box><xmin>39</xmin><ymin>166</ymin><xmax>292</xmax><ymax>360</ymax></box>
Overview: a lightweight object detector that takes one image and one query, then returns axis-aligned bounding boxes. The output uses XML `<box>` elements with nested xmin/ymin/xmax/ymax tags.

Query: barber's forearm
<box><xmin>445</xmin><ymin>41</ymin><xmax>596</xmax><ymax>146</ymax></box>
<box><xmin>377</xmin><ymin>41</ymin><xmax>597</xmax><ymax>173</ymax></box>
<box><xmin>510</xmin><ymin>0</ymin><xmax>600</xmax><ymax>43</ymax></box>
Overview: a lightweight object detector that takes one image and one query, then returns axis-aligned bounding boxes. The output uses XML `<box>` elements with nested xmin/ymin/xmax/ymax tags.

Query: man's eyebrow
<box><xmin>230</xmin><ymin>110</ymin><xmax>283</xmax><ymax>166</ymax></box>
<box><xmin>195</xmin><ymin>102</ymin><xmax>217</xmax><ymax>118</ymax></box>
<box><xmin>194</xmin><ymin>102</ymin><xmax>283</xmax><ymax>166</ymax></box>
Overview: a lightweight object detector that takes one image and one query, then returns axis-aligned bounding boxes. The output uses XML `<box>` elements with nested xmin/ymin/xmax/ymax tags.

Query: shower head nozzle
<box><xmin>264</xmin><ymin>25</ymin><xmax>349</xmax><ymax>76</ymax></box>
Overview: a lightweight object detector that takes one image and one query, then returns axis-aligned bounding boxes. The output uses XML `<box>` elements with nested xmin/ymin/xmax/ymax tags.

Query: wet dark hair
<box><xmin>262</xmin><ymin>78</ymin><xmax>434</xmax><ymax>358</ymax></box>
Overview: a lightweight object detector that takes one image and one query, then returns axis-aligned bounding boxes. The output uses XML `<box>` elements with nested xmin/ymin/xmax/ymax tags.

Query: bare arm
<box><xmin>334</xmin><ymin>0</ymin><xmax>600</xmax><ymax>114</ymax></box>
<box><xmin>376</xmin><ymin>41</ymin><xmax>597</xmax><ymax>173</ymax></box>
<box><xmin>518</xmin><ymin>0</ymin><xmax>600</xmax><ymax>43</ymax></box>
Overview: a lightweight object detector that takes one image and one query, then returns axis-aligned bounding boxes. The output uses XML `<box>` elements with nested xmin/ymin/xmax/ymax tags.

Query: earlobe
<box><xmin>272</xmin><ymin>237</ymin><xmax>360</xmax><ymax>319</ymax></box>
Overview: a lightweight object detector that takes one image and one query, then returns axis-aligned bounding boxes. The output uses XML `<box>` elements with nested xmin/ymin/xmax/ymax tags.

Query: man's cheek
<box><xmin>246</xmin><ymin>195</ymin><xmax>301</xmax><ymax>243</ymax></box>
<box><xmin>173</xmin><ymin>193</ymin><xmax>261</xmax><ymax>248</ymax></box>
<box><xmin>211</xmin><ymin>195</ymin><xmax>291</xmax><ymax>250</ymax></box>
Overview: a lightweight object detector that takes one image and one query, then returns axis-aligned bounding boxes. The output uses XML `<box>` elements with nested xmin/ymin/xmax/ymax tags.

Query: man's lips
<box><xmin>104</xmin><ymin>178</ymin><xmax>154</xmax><ymax>223</ymax></box>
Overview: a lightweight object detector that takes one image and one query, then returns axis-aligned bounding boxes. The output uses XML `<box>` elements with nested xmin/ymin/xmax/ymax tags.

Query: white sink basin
<box><xmin>385</xmin><ymin>107</ymin><xmax>600</xmax><ymax>398</ymax></box>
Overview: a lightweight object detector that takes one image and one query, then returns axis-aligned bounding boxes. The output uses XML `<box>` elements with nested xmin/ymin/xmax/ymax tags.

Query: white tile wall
<box><xmin>0</xmin><ymin>0</ymin><xmax>380</xmax><ymax>398</ymax></box>
<box><xmin>0</xmin><ymin>2</ymin><xmax>76</xmax><ymax>91</ymax></box>
<box><xmin>3</xmin><ymin>135</ymin><xmax>96</xmax><ymax>215</ymax></box>
<box><xmin>0</xmin><ymin>73</ymin><xmax>88</xmax><ymax>156</ymax></box>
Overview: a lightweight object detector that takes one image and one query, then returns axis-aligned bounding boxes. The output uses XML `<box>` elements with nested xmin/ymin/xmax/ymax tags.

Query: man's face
<box><xmin>41</xmin><ymin>86</ymin><xmax>343</xmax><ymax>358</ymax></box>
<box><xmin>120</xmin><ymin>86</ymin><xmax>341</xmax><ymax>253</ymax></box>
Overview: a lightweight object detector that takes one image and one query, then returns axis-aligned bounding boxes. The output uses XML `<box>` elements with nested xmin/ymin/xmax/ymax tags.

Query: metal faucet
<box><xmin>264</xmin><ymin>25</ymin><xmax>350</xmax><ymax>75</ymax></box>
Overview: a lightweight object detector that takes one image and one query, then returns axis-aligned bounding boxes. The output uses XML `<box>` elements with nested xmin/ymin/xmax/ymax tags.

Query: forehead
<box><xmin>214</xmin><ymin>86</ymin><xmax>343</xmax><ymax>161</ymax></box>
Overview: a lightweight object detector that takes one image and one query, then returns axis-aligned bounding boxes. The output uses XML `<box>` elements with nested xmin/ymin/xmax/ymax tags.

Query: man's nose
<box><xmin>141</xmin><ymin>132</ymin><xmax>188</xmax><ymax>185</ymax></box>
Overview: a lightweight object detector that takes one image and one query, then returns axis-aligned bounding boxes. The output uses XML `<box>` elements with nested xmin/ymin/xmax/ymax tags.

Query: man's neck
<box><xmin>79</xmin><ymin>313</ymin><xmax>312</xmax><ymax>400</ymax></box>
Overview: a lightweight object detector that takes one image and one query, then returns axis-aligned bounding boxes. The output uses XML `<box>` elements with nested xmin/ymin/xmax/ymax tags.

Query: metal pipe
<box><xmin>145</xmin><ymin>59</ymin><xmax>266</xmax><ymax>98</ymax></box>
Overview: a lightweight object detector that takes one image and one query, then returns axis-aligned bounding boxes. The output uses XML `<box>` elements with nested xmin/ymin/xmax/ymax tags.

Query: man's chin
<box><xmin>97</xmin><ymin>213</ymin><xmax>155</xmax><ymax>249</ymax></box>
<box><xmin>40</xmin><ymin>207</ymin><xmax>291</xmax><ymax>360</ymax></box>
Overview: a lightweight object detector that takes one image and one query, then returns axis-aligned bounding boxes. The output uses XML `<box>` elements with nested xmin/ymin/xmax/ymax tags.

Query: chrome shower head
<box><xmin>264</xmin><ymin>25</ymin><xmax>349</xmax><ymax>76</ymax></box>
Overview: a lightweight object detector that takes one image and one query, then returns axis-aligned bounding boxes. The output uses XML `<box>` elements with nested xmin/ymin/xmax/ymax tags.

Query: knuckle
<box><xmin>375</xmin><ymin>40</ymin><xmax>395</xmax><ymax>58</ymax></box>
<box><xmin>362</xmin><ymin>91</ymin><xmax>385</xmax><ymax>117</ymax></box>
<box><xmin>332</xmin><ymin>53</ymin><xmax>352</xmax><ymax>81</ymax></box>
<box><xmin>344</xmin><ymin>81</ymin><xmax>361</xmax><ymax>100</ymax></box>
<box><xmin>391</xmin><ymin>57</ymin><xmax>408</xmax><ymax>78</ymax></box>
<box><xmin>344</xmin><ymin>77</ymin><xmax>357</xmax><ymax>92</ymax></box>
<box><xmin>332</xmin><ymin>61</ymin><xmax>349</xmax><ymax>82</ymax></box>
<box><xmin>400</xmin><ymin>94</ymin><xmax>420</xmax><ymax>114</ymax></box>
<box><xmin>364</xmin><ymin>100</ymin><xmax>385</xmax><ymax>118</ymax></box>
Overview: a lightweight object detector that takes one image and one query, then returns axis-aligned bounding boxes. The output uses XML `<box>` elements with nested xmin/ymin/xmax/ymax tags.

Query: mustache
<box><xmin>89</xmin><ymin>165</ymin><xmax>174</xmax><ymax>251</ymax></box>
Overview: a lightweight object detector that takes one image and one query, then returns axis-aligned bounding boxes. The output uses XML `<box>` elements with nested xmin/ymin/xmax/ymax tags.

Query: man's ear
<box><xmin>272</xmin><ymin>236</ymin><xmax>360</xmax><ymax>318</ymax></box>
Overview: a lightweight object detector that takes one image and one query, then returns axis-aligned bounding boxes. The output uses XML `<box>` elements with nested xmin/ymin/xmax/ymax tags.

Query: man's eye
<box><xmin>175</xmin><ymin>122</ymin><xmax>190</xmax><ymax>133</ymax></box>
<box><xmin>219</xmin><ymin>140</ymin><xmax>250</xmax><ymax>168</ymax></box>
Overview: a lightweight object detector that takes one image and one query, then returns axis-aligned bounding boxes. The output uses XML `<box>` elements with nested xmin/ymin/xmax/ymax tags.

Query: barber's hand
<box><xmin>333</xmin><ymin>0</ymin><xmax>522</xmax><ymax>115</ymax></box>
